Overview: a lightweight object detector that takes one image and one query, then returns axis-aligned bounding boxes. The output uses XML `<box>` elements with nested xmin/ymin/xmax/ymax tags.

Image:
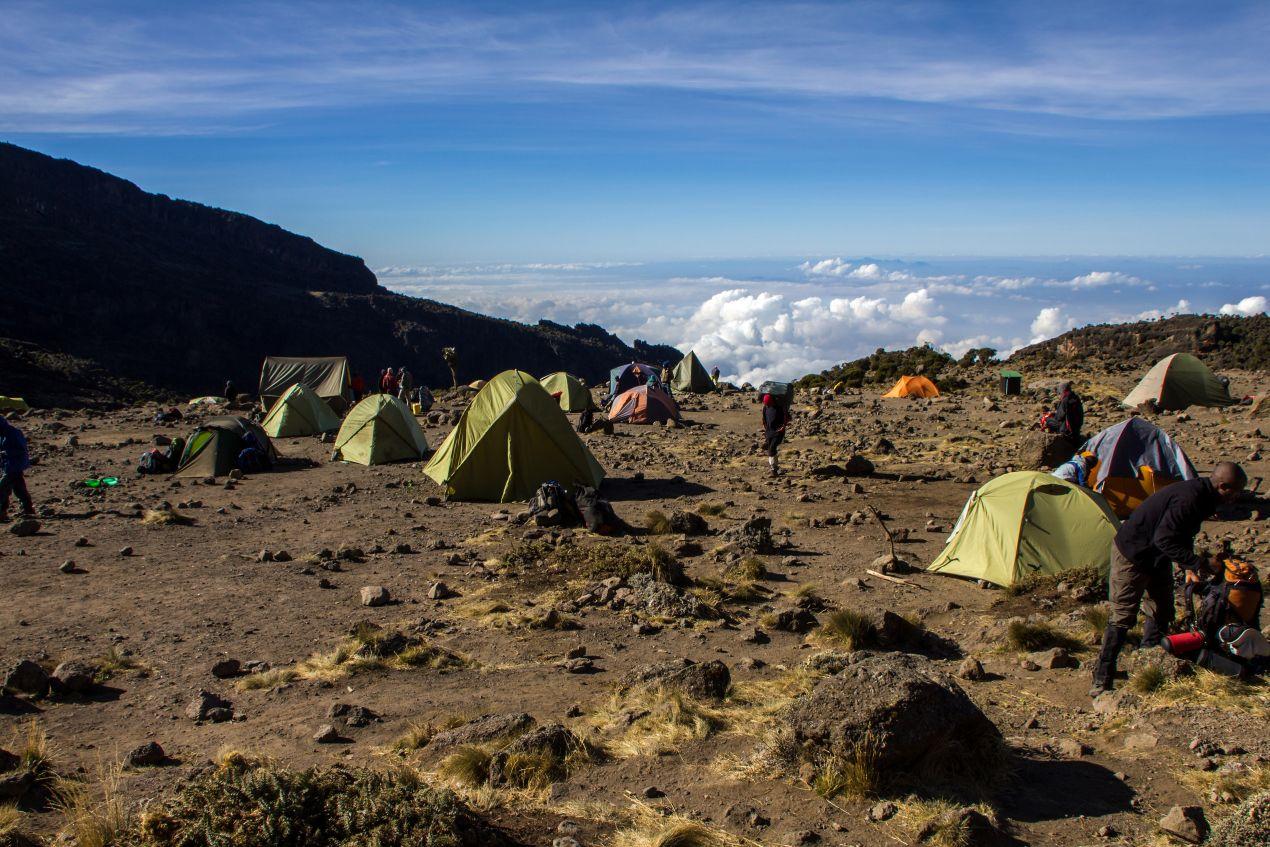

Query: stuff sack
<box><xmin>574</xmin><ymin>485</ymin><xmax>626</xmax><ymax>535</ymax></box>
<box><xmin>757</xmin><ymin>380</ymin><xmax>794</xmax><ymax>410</ymax></box>
<box><xmin>137</xmin><ymin>448</ymin><xmax>169</xmax><ymax>475</ymax></box>
<box><xmin>1193</xmin><ymin>558</ymin><xmax>1264</xmax><ymax>640</ymax></box>
<box><xmin>527</xmin><ymin>481</ymin><xmax>582</xmax><ymax>527</ymax></box>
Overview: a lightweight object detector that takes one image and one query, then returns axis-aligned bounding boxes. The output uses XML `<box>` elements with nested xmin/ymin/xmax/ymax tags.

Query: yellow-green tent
<box><xmin>671</xmin><ymin>351</ymin><xmax>715</xmax><ymax>393</ymax></box>
<box><xmin>261</xmin><ymin>383</ymin><xmax>341</xmax><ymax>437</ymax></box>
<box><xmin>333</xmin><ymin>394</ymin><xmax>429</xmax><ymax>465</ymax></box>
<box><xmin>0</xmin><ymin>397</ymin><xmax>30</xmax><ymax>412</ymax></box>
<box><xmin>927</xmin><ymin>471</ymin><xmax>1120</xmax><ymax>587</ymax></box>
<box><xmin>424</xmin><ymin>370</ymin><xmax>604</xmax><ymax>502</ymax></box>
<box><xmin>540</xmin><ymin>372</ymin><xmax>597</xmax><ymax>412</ymax></box>
<box><xmin>1122</xmin><ymin>353</ymin><xmax>1234</xmax><ymax>411</ymax></box>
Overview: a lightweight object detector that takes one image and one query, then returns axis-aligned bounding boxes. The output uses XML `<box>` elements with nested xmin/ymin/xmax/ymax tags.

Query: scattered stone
<box><xmin>771</xmin><ymin>607</ymin><xmax>819</xmax><ymax>633</ymax></box>
<box><xmin>868</xmin><ymin>801</ymin><xmax>898</xmax><ymax>822</ymax></box>
<box><xmin>210</xmin><ymin>659</ymin><xmax>241</xmax><ymax>679</ymax></box>
<box><xmin>428</xmin><ymin>713</ymin><xmax>537</xmax><ymax>752</ymax></box>
<box><xmin>642</xmin><ymin>786</ymin><xmax>665</xmax><ymax>799</ymax></box>
<box><xmin>741</xmin><ymin>627</ymin><xmax>770</xmax><ymax>645</ymax></box>
<box><xmin>621</xmin><ymin>658</ymin><xmax>731</xmax><ymax>700</ymax></box>
<box><xmin>1159</xmin><ymin>805</ymin><xmax>1208</xmax><ymax>844</ymax></box>
<box><xmin>1027</xmin><ymin>647</ymin><xmax>1079</xmax><ymax>670</ymax></box>
<box><xmin>51</xmin><ymin>660</ymin><xmax>97</xmax><ymax>694</ymax></box>
<box><xmin>1123</xmin><ymin>731</ymin><xmax>1160</xmax><ymax>751</ymax></box>
<box><xmin>327</xmin><ymin>703</ymin><xmax>381</xmax><ymax>727</ymax></box>
<box><xmin>118</xmin><ymin>545</ymin><xmax>134</xmax><ymax>557</ymax></box>
<box><xmin>313</xmin><ymin>724</ymin><xmax>342</xmax><ymax>744</ymax></box>
<box><xmin>4</xmin><ymin>660</ymin><xmax>50</xmax><ymax>697</ymax></box>
<box><xmin>957</xmin><ymin>657</ymin><xmax>987</xmax><ymax>681</ymax></box>
<box><xmin>58</xmin><ymin>560</ymin><xmax>77</xmax><ymax>574</ymax></box>
<box><xmin>668</xmin><ymin>509</ymin><xmax>709</xmax><ymax>535</ymax></box>
<box><xmin>186</xmin><ymin>690</ymin><xmax>233</xmax><ymax>723</ymax></box>
<box><xmin>360</xmin><ymin>585</ymin><xmax>390</xmax><ymax>607</ymax></box>
<box><xmin>74</xmin><ymin>536</ymin><xmax>90</xmax><ymax>547</ymax></box>
<box><xmin>426</xmin><ymin>581</ymin><xmax>454</xmax><ymax>600</ymax></box>
<box><xmin>124</xmin><ymin>741</ymin><xmax>166</xmax><ymax>768</ymax></box>
<box><xmin>558</xmin><ymin>658</ymin><xmax>594</xmax><ymax>674</ymax></box>
<box><xmin>843</xmin><ymin>454</ymin><xmax>875</xmax><ymax>476</ymax></box>
<box><xmin>487</xmin><ymin>724</ymin><xmax>578</xmax><ymax>786</ymax></box>
<box><xmin>8</xmin><ymin>518</ymin><xmax>39</xmax><ymax>537</ymax></box>
<box><xmin>566</xmin><ymin>645</ymin><xmax>587</xmax><ymax>659</ymax></box>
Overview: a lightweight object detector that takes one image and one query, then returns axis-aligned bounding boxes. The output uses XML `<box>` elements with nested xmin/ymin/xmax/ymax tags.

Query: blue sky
<box><xmin>4</xmin><ymin>1</ymin><xmax>1269</xmax><ymax>379</ymax></box>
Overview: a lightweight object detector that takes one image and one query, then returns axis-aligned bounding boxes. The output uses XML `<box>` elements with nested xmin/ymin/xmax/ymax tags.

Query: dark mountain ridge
<box><xmin>0</xmin><ymin>142</ymin><xmax>677</xmax><ymax>405</ymax></box>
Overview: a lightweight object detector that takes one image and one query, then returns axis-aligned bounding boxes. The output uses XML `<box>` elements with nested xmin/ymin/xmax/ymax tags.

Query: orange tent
<box><xmin>882</xmin><ymin>375</ymin><xmax>940</xmax><ymax>398</ymax></box>
<box><xmin>608</xmin><ymin>385</ymin><xmax>680</xmax><ymax>424</ymax></box>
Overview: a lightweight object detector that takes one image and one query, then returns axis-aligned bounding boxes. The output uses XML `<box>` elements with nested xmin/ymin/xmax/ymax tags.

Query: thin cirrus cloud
<box><xmin>4</xmin><ymin>2</ymin><xmax>1270</xmax><ymax>133</ymax></box>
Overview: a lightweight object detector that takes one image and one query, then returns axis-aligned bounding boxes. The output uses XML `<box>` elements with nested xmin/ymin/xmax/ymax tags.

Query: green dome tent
<box><xmin>424</xmin><ymin>370</ymin><xmax>604</xmax><ymax>502</ymax></box>
<box><xmin>1121</xmin><ymin>353</ymin><xmax>1234</xmax><ymax>411</ymax></box>
<box><xmin>671</xmin><ymin>351</ymin><xmax>715</xmax><ymax>393</ymax></box>
<box><xmin>540</xmin><ymin>372</ymin><xmax>597</xmax><ymax>412</ymax></box>
<box><xmin>333</xmin><ymin>394</ymin><xmax>429</xmax><ymax>465</ymax></box>
<box><xmin>175</xmin><ymin>416</ymin><xmax>277</xmax><ymax>478</ymax></box>
<box><xmin>261</xmin><ymin>383</ymin><xmax>341</xmax><ymax>437</ymax></box>
<box><xmin>927</xmin><ymin>471</ymin><xmax>1120</xmax><ymax>587</ymax></box>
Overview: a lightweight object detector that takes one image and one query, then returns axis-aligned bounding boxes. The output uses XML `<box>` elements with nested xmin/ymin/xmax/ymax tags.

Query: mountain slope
<box><xmin>0</xmin><ymin>142</ymin><xmax>677</xmax><ymax>404</ymax></box>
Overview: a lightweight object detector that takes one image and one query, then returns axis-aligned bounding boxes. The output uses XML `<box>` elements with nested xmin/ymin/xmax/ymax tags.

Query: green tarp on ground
<box><xmin>1121</xmin><ymin>353</ymin><xmax>1234</xmax><ymax>411</ymax></box>
<box><xmin>261</xmin><ymin>383</ymin><xmax>341</xmax><ymax>437</ymax></box>
<box><xmin>259</xmin><ymin>356</ymin><xmax>353</xmax><ymax>413</ymax></box>
<box><xmin>540</xmin><ymin>372</ymin><xmax>597</xmax><ymax>412</ymax></box>
<box><xmin>671</xmin><ymin>351</ymin><xmax>715</xmax><ymax>393</ymax></box>
<box><xmin>175</xmin><ymin>416</ymin><xmax>276</xmax><ymax>479</ymax></box>
<box><xmin>424</xmin><ymin>370</ymin><xmax>604</xmax><ymax>502</ymax></box>
<box><xmin>927</xmin><ymin>471</ymin><xmax>1120</xmax><ymax>587</ymax></box>
<box><xmin>333</xmin><ymin>394</ymin><xmax>429</xmax><ymax>465</ymax></box>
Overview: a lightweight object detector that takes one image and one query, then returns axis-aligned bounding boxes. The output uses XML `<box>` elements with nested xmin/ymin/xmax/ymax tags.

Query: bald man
<box><xmin>1091</xmin><ymin>462</ymin><xmax>1247</xmax><ymax>697</ymax></box>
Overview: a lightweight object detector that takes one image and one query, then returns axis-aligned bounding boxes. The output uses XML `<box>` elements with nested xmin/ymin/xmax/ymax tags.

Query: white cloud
<box><xmin>1030</xmin><ymin>306</ymin><xmax>1073</xmax><ymax>343</ymax></box>
<box><xmin>1219</xmin><ymin>295</ymin><xmax>1268</xmax><ymax>316</ymax></box>
<box><xmin>1136</xmin><ymin>299</ymin><xmax>1192</xmax><ymax>320</ymax></box>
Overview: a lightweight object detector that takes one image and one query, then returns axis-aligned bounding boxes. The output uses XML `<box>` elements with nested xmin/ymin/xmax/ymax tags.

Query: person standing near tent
<box><xmin>0</xmin><ymin>415</ymin><xmax>35</xmax><ymax>522</ymax></box>
<box><xmin>659</xmin><ymin>361</ymin><xmax>673</xmax><ymax>387</ymax></box>
<box><xmin>711</xmin><ymin>366</ymin><xmax>720</xmax><ymax>385</ymax></box>
<box><xmin>351</xmin><ymin>373</ymin><xmax>366</xmax><ymax>400</ymax></box>
<box><xmin>223</xmin><ymin>379</ymin><xmax>237</xmax><ymax>401</ymax></box>
<box><xmin>397</xmin><ymin>367</ymin><xmax>414</xmax><ymax>403</ymax></box>
<box><xmin>1090</xmin><ymin>462</ymin><xmax>1247</xmax><ymax>697</ymax></box>
<box><xmin>442</xmin><ymin>347</ymin><xmax>459</xmax><ymax>389</ymax></box>
<box><xmin>1052</xmin><ymin>382</ymin><xmax>1084</xmax><ymax>441</ymax></box>
<box><xmin>761</xmin><ymin>393</ymin><xmax>787</xmax><ymax>477</ymax></box>
<box><xmin>382</xmin><ymin>368</ymin><xmax>398</xmax><ymax>396</ymax></box>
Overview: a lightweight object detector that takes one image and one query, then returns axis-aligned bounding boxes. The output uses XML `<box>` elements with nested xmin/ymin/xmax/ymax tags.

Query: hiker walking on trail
<box><xmin>0</xmin><ymin>416</ymin><xmax>35</xmax><ymax>522</ymax></box>
<box><xmin>1090</xmin><ymin>462</ymin><xmax>1247</xmax><ymax>697</ymax></box>
<box><xmin>1051</xmin><ymin>382</ymin><xmax>1084</xmax><ymax>442</ymax></box>
<box><xmin>761</xmin><ymin>393</ymin><xmax>787</xmax><ymax>478</ymax></box>
<box><xmin>397</xmin><ymin>367</ymin><xmax>414</xmax><ymax>403</ymax></box>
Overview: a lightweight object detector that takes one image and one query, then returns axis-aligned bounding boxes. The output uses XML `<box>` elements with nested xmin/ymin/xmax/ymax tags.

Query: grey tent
<box><xmin>258</xmin><ymin>356</ymin><xmax>352</xmax><ymax>413</ymax></box>
<box><xmin>671</xmin><ymin>351</ymin><xmax>715</xmax><ymax>393</ymax></box>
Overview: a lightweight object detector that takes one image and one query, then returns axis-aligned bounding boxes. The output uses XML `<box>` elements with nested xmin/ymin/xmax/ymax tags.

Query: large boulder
<box><xmin>668</xmin><ymin>510</ymin><xmax>709</xmax><ymax>536</ymax></box>
<box><xmin>487</xmin><ymin>724</ymin><xmax>579</xmax><ymax>787</ymax></box>
<box><xmin>776</xmin><ymin>653</ymin><xmax>1003</xmax><ymax>794</ymax></box>
<box><xmin>428</xmin><ymin>713</ymin><xmax>536</xmax><ymax>753</ymax></box>
<box><xmin>722</xmin><ymin>517</ymin><xmax>774</xmax><ymax>553</ymax></box>
<box><xmin>51</xmin><ymin>659</ymin><xmax>98</xmax><ymax>694</ymax></box>
<box><xmin>1017</xmin><ymin>432</ymin><xmax>1074</xmax><ymax>470</ymax></box>
<box><xmin>620</xmin><ymin>659</ymin><xmax>731</xmax><ymax>700</ymax></box>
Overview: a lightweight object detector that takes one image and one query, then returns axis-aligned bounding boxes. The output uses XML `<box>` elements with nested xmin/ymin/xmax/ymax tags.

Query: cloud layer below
<box><xmin>378</xmin><ymin>257</ymin><xmax>1270</xmax><ymax>384</ymax></box>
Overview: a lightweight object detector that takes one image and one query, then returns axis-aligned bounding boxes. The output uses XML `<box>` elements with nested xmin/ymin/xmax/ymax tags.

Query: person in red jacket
<box><xmin>761</xmin><ymin>393</ymin><xmax>787</xmax><ymax>477</ymax></box>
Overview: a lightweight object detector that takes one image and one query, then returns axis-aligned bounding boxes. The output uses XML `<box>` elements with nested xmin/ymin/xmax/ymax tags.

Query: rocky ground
<box><xmin>1</xmin><ymin>371</ymin><xmax>1268</xmax><ymax>847</ymax></box>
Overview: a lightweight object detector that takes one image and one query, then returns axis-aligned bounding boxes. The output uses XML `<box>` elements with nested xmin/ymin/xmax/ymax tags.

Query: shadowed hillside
<box><xmin>0</xmin><ymin>142</ymin><xmax>677</xmax><ymax>405</ymax></box>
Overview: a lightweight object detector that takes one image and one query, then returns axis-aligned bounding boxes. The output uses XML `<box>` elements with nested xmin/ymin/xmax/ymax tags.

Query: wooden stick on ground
<box><xmin>865</xmin><ymin>568</ymin><xmax>927</xmax><ymax>590</ymax></box>
<box><xmin>867</xmin><ymin>505</ymin><xmax>897</xmax><ymax>559</ymax></box>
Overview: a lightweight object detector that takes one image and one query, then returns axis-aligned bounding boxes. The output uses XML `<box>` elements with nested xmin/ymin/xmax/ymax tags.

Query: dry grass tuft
<box><xmin>11</xmin><ymin>720</ymin><xmax>68</xmax><ymax>806</ymax></box>
<box><xmin>437</xmin><ymin>745</ymin><xmax>493</xmax><ymax>788</ymax></box>
<box><xmin>1079</xmin><ymin>605</ymin><xmax>1109</xmax><ymax>641</ymax></box>
<box><xmin>1148</xmin><ymin>669</ymin><xmax>1270</xmax><ymax>719</ymax></box>
<box><xmin>610</xmin><ymin>804</ymin><xmax>741</xmax><ymax>847</ymax></box>
<box><xmin>695</xmin><ymin>502</ymin><xmax>728</xmax><ymax>517</ymax></box>
<box><xmin>141</xmin><ymin>507</ymin><xmax>193</xmax><ymax>526</ymax></box>
<box><xmin>593</xmin><ymin>687</ymin><xmax>727</xmax><ymax>758</ymax></box>
<box><xmin>1129</xmin><ymin>664</ymin><xmax>1167</xmax><ymax>694</ymax></box>
<box><xmin>810</xmin><ymin>732</ymin><xmax>882</xmax><ymax>799</ymax></box>
<box><xmin>889</xmin><ymin>797</ymin><xmax>999</xmax><ymax>847</ymax></box>
<box><xmin>1005</xmin><ymin>620</ymin><xmax>1082</xmax><ymax>653</ymax></box>
<box><xmin>57</xmin><ymin>765</ymin><xmax>129</xmax><ymax>847</ymax></box>
<box><xmin>644</xmin><ymin>510</ymin><xmax>672</xmax><ymax>535</ymax></box>
<box><xmin>817</xmin><ymin>610</ymin><xmax>879</xmax><ymax>652</ymax></box>
<box><xmin>726</xmin><ymin>557</ymin><xmax>767</xmax><ymax>581</ymax></box>
<box><xmin>95</xmin><ymin>647</ymin><xmax>144</xmax><ymax>682</ymax></box>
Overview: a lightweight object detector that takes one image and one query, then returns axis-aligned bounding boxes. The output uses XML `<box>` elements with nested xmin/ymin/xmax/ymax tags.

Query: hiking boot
<box><xmin>1088</xmin><ymin>681</ymin><xmax>1113</xmax><ymax>699</ymax></box>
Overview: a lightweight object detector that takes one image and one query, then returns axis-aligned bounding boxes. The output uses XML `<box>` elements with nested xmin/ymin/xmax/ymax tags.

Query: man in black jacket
<box><xmin>1053</xmin><ymin>382</ymin><xmax>1084</xmax><ymax>442</ymax></box>
<box><xmin>1090</xmin><ymin>462</ymin><xmax>1247</xmax><ymax>697</ymax></box>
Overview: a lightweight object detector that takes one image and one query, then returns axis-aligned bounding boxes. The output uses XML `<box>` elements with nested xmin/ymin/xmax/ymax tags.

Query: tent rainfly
<box><xmin>882</xmin><ymin>375</ymin><xmax>940</xmax><ymax>398</ymax></box>
<box><xmin>175</xmin><ymin>416</ymin><xmax>277</xmax><ymax>479</ymax></box>
<box><xmin>1069</xmin><ymin>417</ymin><xmax>1197</xmax><ymax>517</ymax></box>
<box><xmin>261</xmin><ymin>383</ymin><xmax>342</xmax><ymax>437</ymax></box>
<box><xmin>671</xmin><ymin>351</ymin><xmax>715</xmax><ymax>393</ymax></box>
<box><xmin>1121</xmin><ymin>353</ymin><xmax>1234</xmax><ymax>411</ymax></box>
<box><xmin>333</xmin><ymin>394</ymin><xmax>429</xmax><ymax>465</ymax></box>
<box><xmin>927</xmin><ymin>471</ymin><xmax>1120</xmax><ymax>587</ymax></box>
<box><xmin>609</xmin><ymin>362</ymin><xmax>661</xmax><ymax>397</ymax></box>
<box><xmin>540</xmin><ymin>372</ymin><xmax>597</xmax><ymax>412</ymax></box>
<box><xmin>608</xmin><ymin>385</ymin><xmax>681</xmax><ymax>424</ymax></box>
<box><xmin>259</xmin><ymin>356</ymin><xmax>352</xmax><ymax>413</ymax></box>
<box><xmin>425</xmin><ymin>370</ymin><xmax>604</xmax><ymax>502</ymax></box>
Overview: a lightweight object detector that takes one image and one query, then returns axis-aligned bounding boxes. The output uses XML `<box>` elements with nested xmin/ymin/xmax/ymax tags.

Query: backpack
<box><xmin>164</xmin><ymin>437</ymin><xmax>186</xmax><ymax>467</ymax></box>
<box><xmin>527</xmin><ymin>481</ymin><xmax>582</xmax><ymax>527</ymax></box>
<box><xmin>574</xmin><ymin>486</ymin><xmax>626</xmax><ymax>536</ymax></box>
<box><xmin>137</xmin><ymin>449</ymin><xmax>167</xmax><ymax>475</ymax></box>
<box><xmin>1191</xmin><ymin>558</ymin><xmax>1263</xmax><ymax>647</ymax></box>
